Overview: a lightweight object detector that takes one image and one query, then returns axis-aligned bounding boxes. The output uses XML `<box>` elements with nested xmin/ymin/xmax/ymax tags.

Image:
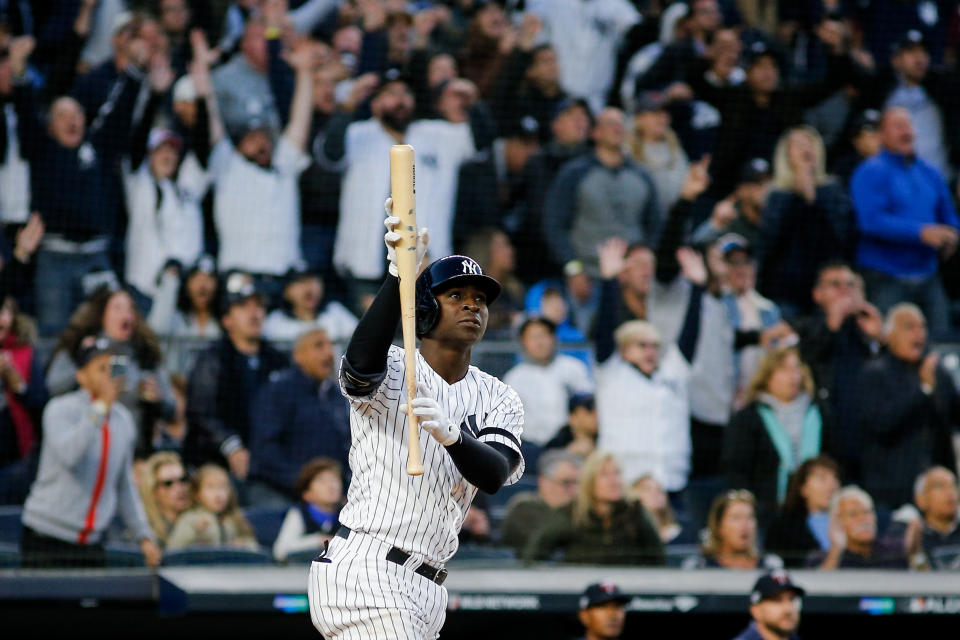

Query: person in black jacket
<box><xmin>765</xmin><ymin>455</ymin><xmax>841</xmax><ymax>567</ymax></box>
<box><xmin>791</xmin><ymin>262</ymin><xmax>882</xmax><ymax>483</ymax></box>
<box><xmin>856</xmin><ymin>302</ymin><xmax>959</xmax><ymax>511</ymax></box>
<box><xmin>723</xmin><ymin>347</ymin><xmax>836</xmax><ymax>526</ymax></box>
<box><xmin>185</xmin><ymin>272</ymin><xmax>288</xmax><ymax>482</ymax></box>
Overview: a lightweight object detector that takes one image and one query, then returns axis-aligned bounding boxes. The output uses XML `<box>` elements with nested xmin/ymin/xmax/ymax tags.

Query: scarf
<box><xmin>757</xmin><ymin>398</ymin><xmax>822</xmax><ymax>503</ymax></box>
<box><xmin>2</xmin><ymin>334</ymin><xmax>35</xmax><ymax>457</ymax></box>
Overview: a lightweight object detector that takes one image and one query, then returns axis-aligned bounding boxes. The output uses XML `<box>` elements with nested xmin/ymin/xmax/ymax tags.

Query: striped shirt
<box><xmin>338</xmin><ymin>345</ymin><xmax>524</xmax><ymax>565</ymax></box>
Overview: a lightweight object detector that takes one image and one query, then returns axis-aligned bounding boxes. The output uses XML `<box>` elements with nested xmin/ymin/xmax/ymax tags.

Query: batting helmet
<box><xmin>416</xmin><ymin>255</ymin><xmax>501</xmax><ymax>337</ymax></box>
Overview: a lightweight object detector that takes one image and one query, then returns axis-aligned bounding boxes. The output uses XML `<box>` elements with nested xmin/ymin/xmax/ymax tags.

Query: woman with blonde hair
<box><xmin>722</xmin><ymin>347</ymin><xmax>836</xmax><ymax>524</ymax></box>
<box><xmin>760</xmin><ymin>126</ymin><xmax>854</xmax><ymax>315</ymax></box>
<box><xmin>629</xmin><ymin>95</ymin><xmax>689</xmax><ymax>229</ymax></box>
<box><xmin>524</xmin><ymin>450</ymin><xmax>664</xmax><ymax>565</ymax></box>
<box><xmin>166</xmin><ymin>464</ymin><xmax>258</xmax><ymax>550</ymax></box>
<box><xmin>138</xmin><ymin>451</ymin><xmax>192</xmax><ymax>547</ymax></box>
<box><xmin>685</xmin><ymin>489</ymin><xmax>783</xmax><ymax>569</ymax></box>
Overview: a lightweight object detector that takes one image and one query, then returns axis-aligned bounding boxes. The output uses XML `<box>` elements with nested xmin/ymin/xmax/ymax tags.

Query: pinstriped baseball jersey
<box><xmin>337</xmin><ymin>345</ymin><xmax>525</xmax><ymax>565</ymax></box>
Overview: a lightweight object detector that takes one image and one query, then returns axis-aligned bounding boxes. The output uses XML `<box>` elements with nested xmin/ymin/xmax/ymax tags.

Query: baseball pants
<box><xmin>308</xmin><ymin>529</ymin><xmax>448</xmax><ymax>639</ymax></box>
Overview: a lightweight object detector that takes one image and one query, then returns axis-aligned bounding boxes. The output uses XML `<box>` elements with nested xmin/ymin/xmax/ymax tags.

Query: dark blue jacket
<box><xmin>248</xmin><ymin>366</ymin><xmax>350</xmax><ymax>495</ymax></box>
<box><xmin>851</xmin><ymin>150</ymin><xmax>959</xmax><ymax>279</ymax></box>
<box><xmin>733</xmin><ymin>622</ymin><xmax>799</xmax><ymax>640</ymax></box>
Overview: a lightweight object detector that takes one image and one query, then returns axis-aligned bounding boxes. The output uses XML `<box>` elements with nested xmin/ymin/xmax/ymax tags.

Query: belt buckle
<box><xmin>433</xmin><ymin>567</ymin><xmax>448</xmax><ymax>585</ymax></box>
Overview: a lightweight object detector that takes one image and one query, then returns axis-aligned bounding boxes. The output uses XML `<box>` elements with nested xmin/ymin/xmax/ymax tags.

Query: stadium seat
<box><xmin>284</xmin><ymin>549</ymin><xmax>322</xmax><ymax>565</ymax></box>
<box><xmin>244</xmin><ymin>507</ymin><xmax>288</xmax><ymax>548</ymax></box>
<box><xmin>448</xmin><ymin>544</ymin><xmax>516</xmax><ymax>566</ymax></box>
<box><xmin>0</xmin><ymin>506</ymin><xmax>23</xmax><ymax>544</ymax></box>
<box><xmin>0</xmin><ymin>541</ymin><xmax>20</xmax><ymax>568</ymax></box>
<box><xmin>665</xmin><ymin>544</ymin><xmax>700</xmax><ymax>568</ymax></box>
<box><xmin>930</xmin><ymin>545</ymin><xmax>960</xmax><ymax>571</ymax></box>
<box><xmin>105</xmin><ymin>543</ymin><xmax>146</xmax><ymax>567</ymax></box>
<box><xmin>162</xmin><ymin>546</ymin><xmax>274</xmax><ymax>566</ymax></box>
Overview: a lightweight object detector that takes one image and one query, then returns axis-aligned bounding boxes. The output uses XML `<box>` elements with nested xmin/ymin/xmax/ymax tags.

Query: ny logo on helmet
<box><xmin>461</xmin><ymin>259</ymin><xmax>481</xmax><ymax>275</ymax></box>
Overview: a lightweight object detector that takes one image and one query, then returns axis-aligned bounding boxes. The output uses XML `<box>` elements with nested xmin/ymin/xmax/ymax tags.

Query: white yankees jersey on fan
<box><xmin>331</xmin><ymin>119</ymin><xmax>475</xmax><ymax>280</ymax></box>
<box><xmin>338</xmin><ymin>345</ymin><xmax>524</xmax><ymax>565</ymax></box>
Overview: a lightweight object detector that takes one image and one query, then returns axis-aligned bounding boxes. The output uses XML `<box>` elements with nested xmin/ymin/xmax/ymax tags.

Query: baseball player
<box><xmin>308</xmin><ymin>201</ymin><xmax>525</xmax><ymax>639</ymax></box>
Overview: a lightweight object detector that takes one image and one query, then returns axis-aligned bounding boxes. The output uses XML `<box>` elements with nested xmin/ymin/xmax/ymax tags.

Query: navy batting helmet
<box><xmin>416</xmin><ymin>255</ymin><xmax>501</xmax><ymax>337</ymax></box>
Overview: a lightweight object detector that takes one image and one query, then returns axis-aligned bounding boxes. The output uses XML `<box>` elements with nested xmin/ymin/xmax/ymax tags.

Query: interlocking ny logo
<box><xmin>461</xmin><ymin>259</ymin><xmax>481</xmax><ymax>275</ymax></box>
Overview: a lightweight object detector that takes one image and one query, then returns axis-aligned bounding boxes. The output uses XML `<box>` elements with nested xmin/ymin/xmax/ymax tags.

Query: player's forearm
<box><xmin>445</xmin><ymin>434</ymin><xmax>517</xmax><ymax>494</ymax></box>
<box><xmin>344</xmin><ymin>275</ymin><xmax>401</xmax><ymax>377</ymax></box>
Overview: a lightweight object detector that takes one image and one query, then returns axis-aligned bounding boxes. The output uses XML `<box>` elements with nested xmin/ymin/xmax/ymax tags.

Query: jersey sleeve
<box><xmin>477</xmin><ymin>382</ymin><xmax>525</xmax><ymax>485</ymax></box>
<box><xmin>339</xmin><ymin>344</ymin><xmax>405</xmax><ymax>413</ymax></box>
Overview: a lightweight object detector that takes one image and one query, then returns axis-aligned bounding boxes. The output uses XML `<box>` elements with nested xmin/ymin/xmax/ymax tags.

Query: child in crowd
<box><xmin>273</xmin><ymin>458</ymin><xmax>343</xmax><ymax>562</ymax></box>
<box><xmin>166</xmin><ymin>464</ymin><xmax>259</xmax><ymax>550</ymax></box>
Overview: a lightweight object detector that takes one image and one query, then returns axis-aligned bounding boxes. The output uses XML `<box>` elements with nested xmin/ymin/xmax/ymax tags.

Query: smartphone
<box><xmin>109</xmin><ymin>355</ymin><xmax>130</xmax><ymax>379</ymax></box>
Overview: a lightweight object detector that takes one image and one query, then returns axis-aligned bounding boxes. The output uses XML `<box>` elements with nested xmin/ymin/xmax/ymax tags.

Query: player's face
<box><xmin>303</xmin><ymin>469</ymin><xmax>343</xmax><ymax>508</ymax></box>
<box><xmin>578</xmin><ymin>602</ymin><xmax>626</xmax><ymax>639</ymax></box>
<box><xmin>751</xmin><ymin>591</ymin><xmax>801</xmax><ymax>636</ymax></box>
<box><xmin>431</xmin><ymin>284</ymin><xmax>489</xmax><ymax>344</ymax></box>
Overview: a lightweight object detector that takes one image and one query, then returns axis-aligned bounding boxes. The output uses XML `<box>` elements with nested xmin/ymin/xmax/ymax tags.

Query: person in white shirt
<box><xmin>528</xmin><ymin>0</ymin><xmax>641</xmax><ymax>114</ymax></box>
<box><xmin>192</xmin><ymin>30</ymin><xmax>314</xmax><ymax>291</ymax></box>
<box><xmin>503</xmin><ymin>316</ymin><xmax>593</xmax><ymax>446</ymax></box>
<box><xmin>263</xmin><ymin>262</ymin><xmax>358</xmax><ymax>344</ymax></box>
<box><xmin>123</xmin><ymin>128</ymin><xmax>207</xmax><ymax>306</ymax></box>
<box><xmin>596</xmin><ymin>319</ymin><xmax>691</xmax><ymax>494</ymax></box>
<box><xmin>321</xmin><ymin>70</ymin><xmax>476</xmax><ymax>305</ymax></box>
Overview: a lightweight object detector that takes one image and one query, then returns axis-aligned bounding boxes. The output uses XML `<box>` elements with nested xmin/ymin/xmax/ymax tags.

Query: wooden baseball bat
<box><xmin>390</xmin><ymin>144</ymin><xmax>424</xmax><ymax>476</ymax></box>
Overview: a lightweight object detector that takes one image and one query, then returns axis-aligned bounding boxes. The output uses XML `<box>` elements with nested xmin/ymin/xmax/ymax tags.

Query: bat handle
<box><xmin>405</xmin><ymin>371</ymin><xmax>423</xmax><ymax>476</ymax></box>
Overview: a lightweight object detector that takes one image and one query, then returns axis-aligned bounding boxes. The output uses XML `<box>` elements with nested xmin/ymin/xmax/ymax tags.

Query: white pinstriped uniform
<box><xmin>308</xmin><ymin>345</ymin><xmax>524</xmax><ymax>639</ymax></box>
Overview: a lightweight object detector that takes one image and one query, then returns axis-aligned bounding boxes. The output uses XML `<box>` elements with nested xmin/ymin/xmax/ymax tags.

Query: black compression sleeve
<box><xmin>342</xmin><ymin>276</ymin><xmax>401</xmax><ymax>394</ymax></box>
<box><xmin>445</xmin><ymin>433</ymin><xmax>520</xmax><ymax>494</ymax></box>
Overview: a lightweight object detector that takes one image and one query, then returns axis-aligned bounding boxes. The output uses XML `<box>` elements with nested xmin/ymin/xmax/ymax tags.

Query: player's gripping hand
<box><xmin>384</xmin><ymin>197</ymin><xmax>429</xmax><ymax>277</ymax></box>
<box><xmin>400</xmin><ymin>384</ymin><xmax>460</xmax><ymax>446</ymax></box>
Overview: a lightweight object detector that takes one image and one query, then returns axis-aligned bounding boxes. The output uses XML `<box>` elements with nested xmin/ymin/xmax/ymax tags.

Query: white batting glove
<box><xmin>384</xmin><ymin>197</ymin><xmax>429</xmax><ymax>277</ymax></box>
<box><xmin>400</xmin><ymin>384</ymin><xmax>461</xmax><ymax>446</ymax></box>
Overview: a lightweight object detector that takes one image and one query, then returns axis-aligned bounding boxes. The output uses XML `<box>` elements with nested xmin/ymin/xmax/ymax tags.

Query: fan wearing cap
<box><xmin>322</xmin><ymin>69</ymin><xmax>478</xmax><ymax>305</ymax></box>
<box><xmin>858</xmin><ymin>29</ymin><xmax>957</xmax><ymax>179</ymax></box>
<box><xmin>692</xmin><ymin>157</ymin><xmax>772</xmax><ymax>250</ymax></box>
<box><xmin>193</xmin><ymin>27</ymin><xmax>314</xmax><ymax>281</ymax></box>
<box><xmin>122</xmin><ymin>123</ymin><xmax>207</xmax><ymax>308</ymax></box>
<box><xmin>307</xmin><ymin>203</ymin><xmax>524</xmax><ymax>639</ymax></box>
<box><xmin>829</xmin><ymin>109</ymin><xmax>881</xmax><ymax>185</ymax></box>
<box><xmin>20</xmin><ymin>336</ymin><xmax>161</xmax><ymax>568</ymax></box>
<box><xmin>263</xmin><ymin>263</ymin><xmax>358</xmax><ymax>343</ymax></box>
<box><xmin>577</xmin><ymin>582</ymin><xmax>631</xmax><ymax>640</ymax></box>
<box><xmin>629</xmin><ymin>91</ymin><xmax>690</xmax><ymax>228</ymax></box>
<box><xmin>184</xmin><ymin>272</ymin><xmax>288</xmax><ymax>479</ymax></box>
<box><xmin>701</xmin><ymin>25</ymin><xmax>855</xmax><ymax>196</ymax></box>
<box><xmin>733</xmin><ymin>571</ymin><xmax>804</xmax><ymax>640</ymax></box>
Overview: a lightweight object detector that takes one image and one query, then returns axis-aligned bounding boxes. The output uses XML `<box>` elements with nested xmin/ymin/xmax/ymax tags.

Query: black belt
<box><xmin>335</xmin><ymin>526</ymin><xmax>448</xmax><ymax>586</ymax></box>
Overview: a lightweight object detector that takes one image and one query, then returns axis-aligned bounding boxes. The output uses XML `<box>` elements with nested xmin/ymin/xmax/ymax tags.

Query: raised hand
<box><xmin>676</xmin><ymin>246</ymin><xmax>708</xmax><ymax>285</ymax></box>
<box><xmin>681</xmin><ymin>155</ymin><xmax>711</xmax><ymax>201</ymax></box>
<box><xmin>13</xmin><ymin>213</ymin><xmax>44</xmax><ymax>262</ymax></box>
<box><xmin>8</xmin><ymin>35</ymin><xmax>36</xmax><ymax>76</ymax></box>
<box><xmin>597</xmin><ymin>236</ymin><xmax>628</xmax><ymax>280</ymax></box>
<box><xmin>149</xmin><ymin>54</ymin><xmax>175</xmax><ymax>93</ymax></box>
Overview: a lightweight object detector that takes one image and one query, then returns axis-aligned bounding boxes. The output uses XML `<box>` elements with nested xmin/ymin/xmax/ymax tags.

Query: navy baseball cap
<box><xmin>893</xmin><ymin>29</ymin><xmax>927</xmax><ymax>54</ymax></box>
<box><xmin>551</xmin><ymin>97</ymin><xmax>592</xmax><ymax>123</ymax></box>
<box><xmin>851</xmin><ymin>109</ymin><xmax>881</xmax><ymax>134</ymax></box>
<box><xmin>634</xmin><ymin>90</ymin><xmax>667</xmax><ymax>113</ymax></box>
<box><xmin>219</xmin><ymin>271</ymin><xmax>265</xmax><ymax>315</ymax></box>
<box><xmin>743</xmin><ymin>40</ymin><xmax>782</xmax><ymax>69</ymax></box>
<box><xmin>740</xmin><ymin>157</ymin><xmax>771</xmax><ymax>184</ymax></box>
<box><xmin>718</xmin><ymin>233</ymin><xmax>753</xmax><ymax>258</ymax></box>
<box><xmin>750</xmin><ymin>571</ymin><xmax>805</xmax><ymax>605</ymax></box>
<box><xmin>74</xmin><ymin>335</ymin><xmax>122</xmax><ymax>368</ymax></box>
<box><xmin>580</xmin><ymin>583</ymin><xmax>631</xmax><ymax>609</ymax></box>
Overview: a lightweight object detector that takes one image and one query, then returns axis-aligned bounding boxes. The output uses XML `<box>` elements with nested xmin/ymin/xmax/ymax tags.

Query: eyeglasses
<box><xmin>158</xmin><ymin>476</ymin><xmax>188</xmax><ymax>488</ymax></box>
<box><xmin>552</xmin><ymin>477</ymin><xmax>580</xmax><ymax>488</ymax></box>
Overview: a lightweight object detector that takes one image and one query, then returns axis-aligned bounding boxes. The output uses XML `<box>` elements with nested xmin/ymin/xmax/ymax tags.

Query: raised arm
<box><xmin>342</xmin><ymin>201</ymin><xmax>429</xmax><ymax>395</ymax></box>
<box><xmin>283</xmin><ymin>39</ymin><xmax>318</xmax><ymax>152</ymax></box>
<box><xmin>190</xmin><ymin>29</ymin><xmax>225</xmax><ymax>147</ymax></box>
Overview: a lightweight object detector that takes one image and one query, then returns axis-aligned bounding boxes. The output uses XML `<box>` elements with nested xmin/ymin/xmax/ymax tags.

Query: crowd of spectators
<box><xmin>0</xmin><ymin>0</ymin><xmax>959</xmax><ymax>572</ymax></box>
